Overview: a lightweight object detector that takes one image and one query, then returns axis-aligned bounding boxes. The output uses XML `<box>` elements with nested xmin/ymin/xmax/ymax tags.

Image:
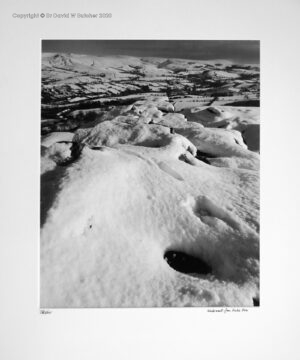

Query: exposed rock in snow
<box><xmin>241</xmin><ymin>124</ymin><xmax>260</xmax><ymax>152</ymax></box>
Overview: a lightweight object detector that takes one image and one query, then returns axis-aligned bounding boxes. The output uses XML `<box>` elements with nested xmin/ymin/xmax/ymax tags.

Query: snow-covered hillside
<box><xmin>41</xmin><ymin>54</ymin><xmax>260</xmax><ymax>308</ymax></box>
<box><xmin>41</xmin><ymin>53</ymin><xmax>259</xmax><ymax>119</ymax></box>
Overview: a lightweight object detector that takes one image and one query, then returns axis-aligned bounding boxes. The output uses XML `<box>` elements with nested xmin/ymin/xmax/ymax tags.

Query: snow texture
<box><xmin>40</xmin><ymin>55</ymin><xmax>260</xmax><ymax>308</ymax></box>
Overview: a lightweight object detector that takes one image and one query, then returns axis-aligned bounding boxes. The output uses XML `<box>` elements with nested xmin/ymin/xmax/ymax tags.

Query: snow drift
<box><xmin>41</xmin><ymin>97</ymin><xmax>260</xmax><ymax>308</ymax></box>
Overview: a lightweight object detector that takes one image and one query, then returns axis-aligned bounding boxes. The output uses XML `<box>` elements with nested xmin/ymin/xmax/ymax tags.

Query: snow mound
<box><xmin>202</xmin><ymin>70</ymin><xmax>240</xmax><ymax>80</ymax></box>
<box><xmin>181</xmin><ymin>106</ymin><xmax>259</xmax><ymax>127</ymax></box>
<box><xmin>130</xmin><ymin>96</ymin><xmax>174</xmax><ymax>117</ymax></box>
<box><xmin>40</xmin><ymin>96</ymin><xmax>259</xmax><ymax>308</ymax></box>
<box><xmin>193</xmin><ymin>106</ymin><xmax>233</xmax><ymax>122</ymax></box>
<box><xmin>158</xmin><ymin>113</ymin><xmax>188</xmax><ymax>127</ymax></box>
<box><xmin>75</xmin><ymin>120</ymin><xmax>174</xmax><ymax>148</ymax></box>
<box><xmin>41</xmin><ymin>139</ymin><xmax>259</xmax><ymax>307</ymax></box>
<box><xmin>41</xmin><ymin>132</ymin><xmax>75</xmax><ymax>147</ymax></box>
<box><xmin>158</xmin><ymin>120</ymin><xmax>259</xmax><ymax>170</ymax></box>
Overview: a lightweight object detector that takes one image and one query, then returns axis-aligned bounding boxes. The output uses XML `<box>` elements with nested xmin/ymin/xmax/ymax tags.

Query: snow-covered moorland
<box><xmin>41</xmin><ymin>54</ymin><xmax>260</xmax><ymax>308</ymax></box>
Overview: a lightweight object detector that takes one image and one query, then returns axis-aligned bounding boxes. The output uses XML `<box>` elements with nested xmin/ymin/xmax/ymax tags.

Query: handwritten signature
<box><xmin>207</xmin><ymin>308</ymin><xmax>249</xmax><ymax>313</ymax></box>
<box><xmin>40</xmin><ymin>309</ymin><xmax>52</xmax><ymax>315</ymax></box>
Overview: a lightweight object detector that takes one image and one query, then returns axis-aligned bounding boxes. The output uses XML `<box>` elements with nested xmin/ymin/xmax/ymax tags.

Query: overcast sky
<box><xmin>42</xmin><ymin>40</ymin><xmax>259</xmax><ymax>64</ymax></box>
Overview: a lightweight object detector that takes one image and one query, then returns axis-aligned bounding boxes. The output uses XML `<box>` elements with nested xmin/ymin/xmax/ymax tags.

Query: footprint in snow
<box><xmin>184</xmin><ymin>195</ymin><xmax>242</xmax><ymax>230</ymax></box>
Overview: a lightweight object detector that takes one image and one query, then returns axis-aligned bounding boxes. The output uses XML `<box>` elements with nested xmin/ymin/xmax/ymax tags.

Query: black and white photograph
<box><xmin>40</xmin><ymin>40</ymin><xmax>260</xmax><ymax>308</ymax></box>
<box><xmin>1</xmin><ymin>0</ymin><xmax>300</xmax><ymax>359</ymax></box>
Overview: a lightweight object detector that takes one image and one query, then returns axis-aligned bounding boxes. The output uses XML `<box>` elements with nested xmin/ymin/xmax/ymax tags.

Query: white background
<box><xmin>0</xmin><ymin>0</ymin><xmax>299</xmax><ymax>359</ymax></box>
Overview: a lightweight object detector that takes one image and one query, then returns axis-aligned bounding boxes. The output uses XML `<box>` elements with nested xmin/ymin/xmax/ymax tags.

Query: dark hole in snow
<box><xmin>178</xmin><ymin>154</ymin><xmax>190</xmax><ymax>164</ymax></box>
<box><xmin>241</xmin><ymin>130</ymin><xmax>248</xmax><ymax>146</ymax></box>
<box><xmin>195</xmin><ymin>154</ymin><xmax>211</xmax><ymax>165</ymax></box>
<box><xmin>253</xmin><ymin>297</ymin><xmax>259</xmax><ymax>307</ymax></box>
<box><xmin>195</xmin><ymin>150</ymin><xmax>213</xmax><ymax>164</ymax></box>
<box><xmin>164</xmin><ymin>250</ymin><xmax>212</xmax><ymax>277</ymax></box>
<box><xmin>206</xmin><ymin>107</ymin><xmax>219</xmax><ymax>115</ymax></box>
<box><xmin>159</xmin><ymin>108</ymin><xmax>170</xmax><ymax>114</ymax></box>
<box><xmin>178</xmin><ymin>153</ymin><xmax>201</xmax><ymax>166</ymax></box>
<box><xmin>89</xmin><ymin>146</ymin><xmax>105</xmax><ymax>151</ymax></box>
<box><xmin>196</xmin><ymin>150</ymin><xmax>216</xmax><ymax>159</ymax></box>
<box><xmin>179</xmin><ymin>150</ymin><xmax>210</xmax><ymax>166</ymax></box>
